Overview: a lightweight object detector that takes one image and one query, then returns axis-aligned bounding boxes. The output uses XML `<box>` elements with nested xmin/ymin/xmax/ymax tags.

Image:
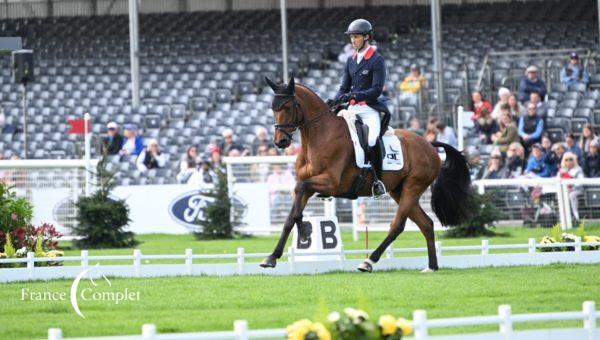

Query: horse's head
<box><xmin>265</xmin><ymin>75</ymin><xmax>298</xmax><ymax>149</ymax></box>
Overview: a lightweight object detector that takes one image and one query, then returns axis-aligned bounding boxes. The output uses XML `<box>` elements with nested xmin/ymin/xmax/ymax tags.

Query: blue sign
<box><xmin>169</xmin><ymin>191</ymin><xmax>247</xmax><ymax>232</ymax></box>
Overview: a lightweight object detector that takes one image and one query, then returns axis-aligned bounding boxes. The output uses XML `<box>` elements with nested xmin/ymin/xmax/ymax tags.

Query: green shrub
<box><xmin>71</xmin><ymin>157</ymin><xmax>137</xmax><ymax>249</ymax></box>
<box><xmin>0</xmin><ymin>182</ymin><xmax>33</xmax><ymax>234</ymax></box>
<box><xmin>445</xmin><ymin>191</ymin><xmax>504</xmax><ymax>238</ymax></box>
<box><xmin>194</xmin><ymin>169</ymin><xmax>246</xmax><ymax>239</ymax></box>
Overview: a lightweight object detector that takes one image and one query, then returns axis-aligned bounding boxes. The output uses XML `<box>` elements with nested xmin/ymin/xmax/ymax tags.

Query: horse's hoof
<box><xmin>298</xmin><ymin>221</ymin><xmax>312</xmax><ymax>241</ymax></box>
<box><xmin>357</xmin><ymin>260</ymin><xmax>373</xmax><ymax>273</ymax></box>
<box><xmin>260</xmin><ymin>257</ymin><xmax>277</xmax><ymax>268</ymax></box>
<box><xmin>421</xmin><ymin>267</ymin><xmax>437</xmax><ymax>273</ymax></box>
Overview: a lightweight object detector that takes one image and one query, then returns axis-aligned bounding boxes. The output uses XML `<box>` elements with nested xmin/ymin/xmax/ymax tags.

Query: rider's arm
<box><xmin>352</xmin><ymin>56</ymin><xmax>385</xmax><ymax>102</ymax></box>
<box><xmin>335</xmin><ymin>58</ymin><xmax>352</xmax><ymax>100</ymax></box>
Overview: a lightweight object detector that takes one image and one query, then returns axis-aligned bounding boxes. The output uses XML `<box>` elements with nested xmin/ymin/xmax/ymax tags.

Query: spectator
<box><xmin>209</xmin><ymin>144</ymin><xmax>223</xmax><ymax>169</ymax></box>
<box><xmin>492</xmin><ymin>110</ymin><xmax>519</xmax><ymax>152</ymax></box>
<box><xmin>565</xmin><ymin>133</ymin><xmax>583</xmax><ymax>161</ymax></box>
<box><xmin>558</xmin><ymin>152</ymin><xmax>585</xmax><ymax>221</ymax></box>
<box><xmin>584</xmin><ymin>140</ymin><xmax>600</xmax><ymax>177</ymax></box>
<box><xmin>338</xmin><ymin>43</ymin><xmax>354</xmax><ymax>63</ymax></box>
<box><xmin>102</xmin><ymin>122</ymin><xmax>124</xmax><ymax>156</ymax></box>
<box><xmin>120</xmin><ymin>124</ymin><xmax>144</xmax><ymax>156</ymax></box>
<box><xmin>267</xmin><ymin>164</ymin><xmax>295</xmax><ymax>205</ymax></box>
<box><xmin>560</xmin><ymin>52</ymin><xmax>590</xmax><ymax>89</ymax></box>
<box><xmin>176</xmin><ymin>145</ymin><xmax>199</xmax><ymax>184</ymax></box>
<box><xmin>399</xmin><ymin>64</ymin><xmax>427</xmax><ymax>106</ymax></box>
<box><xmin>526</xmin><ymin>143</ymin><xmax>551</xmax><ymax>177</ymax></box>
<box><xmin>252</xmin><ymin>146</ymin><xmax>271</xmax><ymax>181</ymax></box>
<box><xmin>220</xmin><ymin>128</ymin><xmax>248</xmax><ymax>156</ymax></box>
<box><xmin>228</xmin><ymin>149</ymin><xmax>242</xmax><ymax>157</ymax></box>
<box><xmin>518</xmin><ymin>65</ymin><xmax>547</xmax><ymax>103</ymax></box>
<box><xmin>136</xmin><ymin>139</ymin><xmax>167</xmax><ymax>172</ymax></box>
<box><xmin>407</xmin><ymin>117</ymin><xmax>424</xmax><ymax>135</ymax></box>
<box><xmin>267</xmin><ymin>147</ymin><xmax>280</xmax><ymax>156</ymax></box>
<box><xmin>541</xmin><ymin>135</ymin><xmax>558</xmax><ymax>176</ymax></box>
<box><xmin>548</xmin><ymin>142</ymin><xmax>567</xmax><ymax>176</ymax></box>
<box><xmin>284</xmin><ymin>144</ymin><xmax>300</xmax><ymax>156</ymax></box>
<box><xmin>188</xmin><ymin>156</ymin><xmax>217</xmax><ymax>188</ymax></box>
<box><xmin>505</xmin><ymin>142</ymin><xmax>526</xmax><ymax>178</ymax></box>
<box><xmin>251</xmin><ymin>127</ymin><xmax>273</xmax><ymax>155</ymax></box>
<box><xmin>491</xmin><ymin>87</ymin><xmax>511</xmax><ymax>119</ymax></box>
<box><xmin>528</xmin><ymin>92</ymin><xmax>547</xmax><ymax>117</ymax></box>
<box><xmin>579</xmin><ymin>124</ymin><xmax>597</xmax><ymax>154</ymax></box>
<box><xmin>434</xmin><ymin>120</ymin><xmax>458</xmax><ymax>148</ymax></box>
<box><xmin>508</xmin><ymin>94</ymin><xmax>525</xmax><ymax>120</ymax></box>
<box><xmin>467</xmin><ymin>149</ymin><xmax>485</xmax><ymax>180</ymax></box>
<box><xmin>482</xmin><ymin>150</ymin><xmax>507</xmax><ymax>179</ymax></box>
<box><xmin>518</xmin><ymin>102</ymin><xmax>544</xmax><ymax>150</ymax></box>
<box><xmin>470</xmin><ymin>90</ymin><xmax>493</xmax><ymax>121</ymax></box>
<box><xmin>475</xmin><ymin>108</ymin><xmax>498</xmax><ymax>144</ymax></box>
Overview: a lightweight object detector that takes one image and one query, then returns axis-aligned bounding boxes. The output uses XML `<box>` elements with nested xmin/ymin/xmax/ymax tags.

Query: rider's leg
<box><xmin>352</xmin><ymin>105</ymin><xmax>386</xmax><ymax>197</ymax></box>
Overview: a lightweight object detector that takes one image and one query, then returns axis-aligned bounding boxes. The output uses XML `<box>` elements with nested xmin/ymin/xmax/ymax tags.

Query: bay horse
<box><xmin>260</xmin><ymin>75</ymin><xmax>473</xmax><ymax>272</ymax></box>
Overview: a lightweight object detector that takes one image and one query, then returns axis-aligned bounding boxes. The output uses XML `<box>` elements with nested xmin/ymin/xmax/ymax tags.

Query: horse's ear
<box><xmin>286</xmin><ymin>75</ymin><xmax>295</xmax><ymax>95</ymax></box>
<box><xmin>265</xmin><ymin>76</ymin><xmax>278</xmax><ymax>93</ymax></box>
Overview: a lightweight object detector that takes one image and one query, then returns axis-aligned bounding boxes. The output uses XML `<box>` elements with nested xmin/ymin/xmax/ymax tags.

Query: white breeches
<box><xmin>349</xmin><ymin>104</ymin><xmax>380</xmax><ymax>146</ymax></box>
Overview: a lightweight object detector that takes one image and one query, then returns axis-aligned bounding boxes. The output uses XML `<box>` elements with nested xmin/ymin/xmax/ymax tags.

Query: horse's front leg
<box><xmin>260</xmin><ymin>180</ymin><xmax>313</xmax><ymax>268</ymax></box>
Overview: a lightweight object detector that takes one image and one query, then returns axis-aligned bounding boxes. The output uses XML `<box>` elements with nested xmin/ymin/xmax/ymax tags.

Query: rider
<box><xmin>332</xmin><ymin>18</ymin><xmax>389</xmax><ymax>197</ymax></box>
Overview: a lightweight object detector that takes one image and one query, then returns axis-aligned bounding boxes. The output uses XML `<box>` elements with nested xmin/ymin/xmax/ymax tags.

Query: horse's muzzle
<box><xmin>275</xmin><ymin>138</ymin><xmax>291</xmax><ymax>149</ymax></box>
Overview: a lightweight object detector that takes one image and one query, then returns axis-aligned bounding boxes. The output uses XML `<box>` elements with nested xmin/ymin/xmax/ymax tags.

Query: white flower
<box><xmin>344</xmin><ymin>307</ymin><xmax>356</xmax><ymax>318</ymax></box>
<box><xmin>16</xmin><ymin>247</ymin><xmax>27</xmax><ymax>255</ymax></box>
<box><xmin>351</xmin><ymin>310</ymin><xmax>369</xmax><ymax>324</ymax></box>
<box><xmin>327</xmin><ymin>311</ymin><xmax>340</xmax><ymax>323</ymax></box>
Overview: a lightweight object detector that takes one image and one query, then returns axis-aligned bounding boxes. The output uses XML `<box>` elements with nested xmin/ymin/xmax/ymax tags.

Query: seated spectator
<box><xmin>176</xmin><ymin>145</ymin><xmax>199</xmax><ymax>184</ymax></box>
<box><xmin>482</xmin><ymin>150</ymin><xmax>507</xmax><ymax>179</ymax></box>
<box><xmin>491</xmin><ymin>87</ymin><xmax>511</xmax><ymax>119</ymax></box>
<box><xmin>558</xmin><ymin>152</ymin><xmax>585</xmax><ymax>221</ymax></box>
<box><xmin>584</xmin><ymin>140</ymin><xmax>600</xmax><ymax>177</ymax></box>
<box><xmin>560</xmin><ymin>52</ymin><xmax>590</xmax><ymax>89</ymax></box>
<box><xmin>548</xmin><ymin>142</ymin><xmax>567</xmax><ymax>176</ymax></box>
<box><xmin>209</xmin><ymin>144</ymin><xmax>223</xmax><ymax>169</ymax></box>
<box><xmin>136</xmin><ymin>139</ymin><xmax>167</xmax><ymax>172</ymax></box>
<box><xmin>518</xmin><ymin>65</ymin><xmax>547</xmax><ymax>103</ymax></box>
<box><xmin>508</xmin><ymin>94</ymin><xmax>525</xmax><ymax>120</ymax></box>
<box><xmin>338</xmin><ymin>43</ymin><xmax>354</xmax><ymax>63</ymax></box>
<box><xmin>433</xmin><ymin>119</ymin><xmax>458</xmax><ymax>148</ymax></box>
<box><xmin>120</xmin><ymin>124</ymin><xmax>144</xmax><ymax>156</ymax></box>
<box><xmin>284</xmin><ymin>144</ymin><xmax>300</xmax><ymax>156</ymax></box>
<box><xmin>267</xmin><ymin>147</ymin><xmax>280</xmax><ymax>156</ymax></box>
<box><xmin>518</xmin><ymin>102</ymin><xmax>544</xmax><ymax>150</ymax></box>
<box><xmin>526</xmin><ymin>143</ymin><xmax>551</xmax><ymax>177</ymax></box>
<box><xmin>267</xmin><ymin>164</ymin><xmax>295</xmax><ymax>205</ymax></box>
<box><xmin>228</xmin><ymin>149</ymin><xmax>242</xmax><ymax>157</ymax></box>
<box><xmin>251</xmin><ymin>127</ymin><xmax>273</xmax><ymax>155</ymax></box>
<box><xmin>252</xmin><ymin>146</ymin><xmax>271</xmax><ymax>181</ymax></box>
<box><xmin>492</xmin><ymin>110</ymin><xmax>519</xmax><ymax>152</ymax></box>
<box><xmin>220</xmin><ymin>128</ymin><xmax>249</xmax><ymax>156</ymax></box>
<box><xmin>469</xmin><ymin>90</ymin><xmax>493</xmax><ymax>121</ymax></box>
<box><xmin>407</xmin><ymin>117</ymin><xmax>424</xmax><ymax>135</ymax></box>
<box><xmin>187</xmin><ymin>156</ymin><xmax>217</xmax><ymax>188</ymax></box>
<box><xmin>528</xmin><ymin>92</ymin><xmax>547</xmax><ymax>117</ymax></box>
<box><xmin>565</xmin><ymin>133</ymin><xmax>583</xmax><ymax>162</ymax></box>
<box><xmin>505</xmin><ymin>142</ymin><xmax>526</xmax><ymax>178</ymax></box>
<box><xmin>579</xmin><ymin>124</ymin><xmax>597</xmax><ymax>154</ymax></box>
<box><xmin>467</xmin><ymin>149</ymin><xmax>484</xmax><ymax>181</ymax></box>
<box><xmin>475</xmin><ymin>108</ymin><xmax>498</xmax><ymax>144</ymax></box>
<box><xmin>541</xmin><ymin>135</ymin><xmax>558</xmax><ymax>176</ymax></box>
<box><xmin>102</xmin><ymin>122</ymin><xmax>124</xmax><ymax>156</ymax></box>
<box><xmin>398</xmin><ymin>64</ymin><xmax>427</xmax><ymax>106</ymax></box>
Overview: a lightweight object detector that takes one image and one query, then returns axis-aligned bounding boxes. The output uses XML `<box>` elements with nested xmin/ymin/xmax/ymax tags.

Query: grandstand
<box><xmin>0</xmin><ymin>0</ymin><xmax>599</xmax><ymax>186</ymax></box>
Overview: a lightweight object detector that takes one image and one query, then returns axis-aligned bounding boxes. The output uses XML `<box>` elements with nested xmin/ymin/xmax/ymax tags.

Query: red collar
<box><xmin>352</xmin><ymin>46</ymin><xmax>376</xmax><ymax>60</ymax></box>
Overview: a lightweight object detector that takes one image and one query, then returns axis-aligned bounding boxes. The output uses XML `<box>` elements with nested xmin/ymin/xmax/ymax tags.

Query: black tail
<box><xmin>430</xmin><ymin>141</ymin><xmax>474</xmax><ymax>226</ymax></box>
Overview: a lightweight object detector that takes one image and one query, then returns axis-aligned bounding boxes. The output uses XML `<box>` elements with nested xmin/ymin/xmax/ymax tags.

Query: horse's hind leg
<box><xmin>357</xmin><ymin>186</ymin><xmax>414</xmax><ymax>273</ymax></box>
<box><xmin>408</xmin><ymin>205</ymin><xmax>438</xmax><ymax>271</ymax></box>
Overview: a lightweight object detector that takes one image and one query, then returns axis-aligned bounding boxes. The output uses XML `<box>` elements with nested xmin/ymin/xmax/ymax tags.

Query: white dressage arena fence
<box><xmin>1</xmin><ymin>238</ymin><xmax>599</xmax><ymax>283</ymax></box>
<box><xmin>46</xmin><ymin>301</ymin><xmax>599</xmax><ymax>340</ymax></box>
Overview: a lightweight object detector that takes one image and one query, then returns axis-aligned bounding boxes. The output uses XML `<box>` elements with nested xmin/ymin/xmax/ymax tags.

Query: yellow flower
<box><xmin>584</xmin><ymin>235</ymin><xmax>600</xmax><ymax>242</ymax></box>
<box><xmin>311</xmin><ymin>322</ymin><xmax>331</xmax><ymax>340</ymax></box>
<box><xmin>541</xmin><ymin>236</ymin><xmax>557</xmax><ymax>244</ymax></box>
<box><xmin>396</xmin><ymin>318</ymin><xmax>413</xmax><ymax>335</ymax></box>
<box><xmin>287</xmin><ymin>319</ymin><xmax>313</xmax><ymax>340</ymax></box>
<box><xmin>378</xmin><ymin>314</ymin><xmax>397</xmax><ymax>336</ymax></box>
<box><xmin>0</xmin><ymin>252</ymin><xmax>7</xmax><ymax>259</ymax></box>
<box><xmin>45</xmin><ymin>250</ymin><xmax>64</xmax><ymax>258</ymax></box>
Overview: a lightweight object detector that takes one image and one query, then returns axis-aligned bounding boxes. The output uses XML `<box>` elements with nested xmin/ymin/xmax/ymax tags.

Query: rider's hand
<box><xmin>339</xmin><ymin>93</ymin><xmax>355</xmax><ymax>103</ymax></box>
<box><xmin>326</xmin><ymin>99</ymin><xmax>337</xmax><ymax>108</ymax></box>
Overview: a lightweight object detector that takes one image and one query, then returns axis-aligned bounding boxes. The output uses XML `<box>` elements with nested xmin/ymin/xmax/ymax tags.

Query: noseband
<box><xmin>272</xmin><ymin>93</ymin><xmax>330</xmax><ymax>140</ymax></box>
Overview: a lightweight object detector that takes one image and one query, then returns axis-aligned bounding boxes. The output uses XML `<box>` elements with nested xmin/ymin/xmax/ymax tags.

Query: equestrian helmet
<box><xmin>345</xmin><ymin>19</ymin><xmax>373</xmax><ymax>38</ymax></box>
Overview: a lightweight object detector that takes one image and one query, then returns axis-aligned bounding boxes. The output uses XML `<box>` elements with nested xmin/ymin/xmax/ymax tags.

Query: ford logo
<box><xmin>169</xmin><ymin>191</ymin><xmax>247</xmax><ymax>232</ymax></box>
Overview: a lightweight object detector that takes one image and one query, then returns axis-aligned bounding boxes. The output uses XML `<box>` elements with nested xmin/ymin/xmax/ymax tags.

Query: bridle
<box><xmin>272</xmin><ymin>93</ymin><xmax>330</xmax><ymax>140</ymax></box>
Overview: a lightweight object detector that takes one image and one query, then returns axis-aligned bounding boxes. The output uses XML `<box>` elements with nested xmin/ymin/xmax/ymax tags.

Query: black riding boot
<box><xmin>368</xmin><ymin>146</ymin><xmax>387</xmax><ymax>198</ymax></box>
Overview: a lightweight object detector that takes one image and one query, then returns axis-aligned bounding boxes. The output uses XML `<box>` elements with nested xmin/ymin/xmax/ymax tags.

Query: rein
<box><xmin>273</xmin><ymin>94</ymin><xmax>331</xmax><ymax>140</ymax></box>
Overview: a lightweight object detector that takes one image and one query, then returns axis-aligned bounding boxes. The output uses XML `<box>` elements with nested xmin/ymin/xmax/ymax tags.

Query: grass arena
<box><xmin>2</xmin><ymin>1</ymin><xmax>600</xmax><ymax>339</ymax></box>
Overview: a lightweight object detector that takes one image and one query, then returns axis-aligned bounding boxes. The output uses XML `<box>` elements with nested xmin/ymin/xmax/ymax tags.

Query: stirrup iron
<box><xmin>371</xmin><ymin>179</ymin><xmax>388</xmax><ymax>199</ymax></box>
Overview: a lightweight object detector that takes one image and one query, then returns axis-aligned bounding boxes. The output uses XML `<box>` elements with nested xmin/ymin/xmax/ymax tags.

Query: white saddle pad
<box><xmin>337</xmin><ymin>109</ymin><xmax>404</xmax><ymax>171</ymax></box>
